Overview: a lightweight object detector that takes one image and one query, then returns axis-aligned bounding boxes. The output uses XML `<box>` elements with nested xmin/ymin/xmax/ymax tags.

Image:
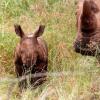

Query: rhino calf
<box><xmin>74</xmin><ymin>0</ymin><xmax>100</xmax><ymax>56</ymax></box>
<box><xmin>14</xmin><ymin>24</ymin><xmax>48</xmax><ymax>89</ymax></box>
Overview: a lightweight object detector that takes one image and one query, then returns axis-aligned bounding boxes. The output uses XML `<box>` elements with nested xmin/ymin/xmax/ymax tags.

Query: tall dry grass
<box><xmin>0</xmin><ymin>0</ymin><xmax>100</xmax><ymax>100</ymax></box>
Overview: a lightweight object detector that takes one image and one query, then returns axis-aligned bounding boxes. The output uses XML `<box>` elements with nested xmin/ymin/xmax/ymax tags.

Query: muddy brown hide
<box><xmin>14</xmin><ymin>24</ymin><xmax>48</xmax><ymax>89</ymax></box>
<box><xmin>74</xmin><ymin>0</ymin><xmax>100</xmax><ymax>56</ymax></box>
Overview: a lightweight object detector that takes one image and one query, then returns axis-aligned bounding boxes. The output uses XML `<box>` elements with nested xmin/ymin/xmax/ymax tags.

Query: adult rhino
<box><xmin>74</xmin><ymin>0</ymin><xmax>100</xmax><ymax>57</ymax></box>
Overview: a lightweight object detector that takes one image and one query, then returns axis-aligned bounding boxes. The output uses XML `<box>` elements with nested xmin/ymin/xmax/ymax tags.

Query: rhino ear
<box><xmin>33</xmin><ymin>25</ymin><xmax>45</xmax><ymax>38</ymax></box>
<box><xmin>82</xmin><ymin>0</ymin><xmax>92</xmax><ymax>17</ymax></box>
<box><xmin>14</xmin><ymin>24</ymin><xmax>25</xmax><ymax>38</ymax></box>
<box><xmin>81</xmin><ymin>0</ymin><xmax>97</xmax><ymax>33</ymax></box>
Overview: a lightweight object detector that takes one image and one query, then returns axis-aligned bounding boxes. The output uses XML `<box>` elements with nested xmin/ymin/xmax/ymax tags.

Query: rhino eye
<box><xmin>75</xmin><ymin>11</ymin><xmax>77</xmax><ymax>15</ymax></box>
<box><xmin>91</xmin><ymin>6</ymin><xmax>99</xmax><ymax>13</ymax></box>
<box><xmin>20</xmin><ymin>50</ymin><xmax>24</xmax><ymax>54</ymax></box>
<box><xmin>90</xmin><ymin>1</ymin><xmax>99</xmax><ymax>13</ymax></box>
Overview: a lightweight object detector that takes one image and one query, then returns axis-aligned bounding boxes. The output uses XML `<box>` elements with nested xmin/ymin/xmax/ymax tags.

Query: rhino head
<box><xmin>74</xmin><ymin>0</ymin><xmax>100</xmax><ymax>56</ymax></box>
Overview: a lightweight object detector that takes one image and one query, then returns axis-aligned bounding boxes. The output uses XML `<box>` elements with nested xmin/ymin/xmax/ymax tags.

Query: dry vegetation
<box><xmin>0</xmin><ymin>0</ymin><xmax>100</xmax><ymax>100</ymax></box>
